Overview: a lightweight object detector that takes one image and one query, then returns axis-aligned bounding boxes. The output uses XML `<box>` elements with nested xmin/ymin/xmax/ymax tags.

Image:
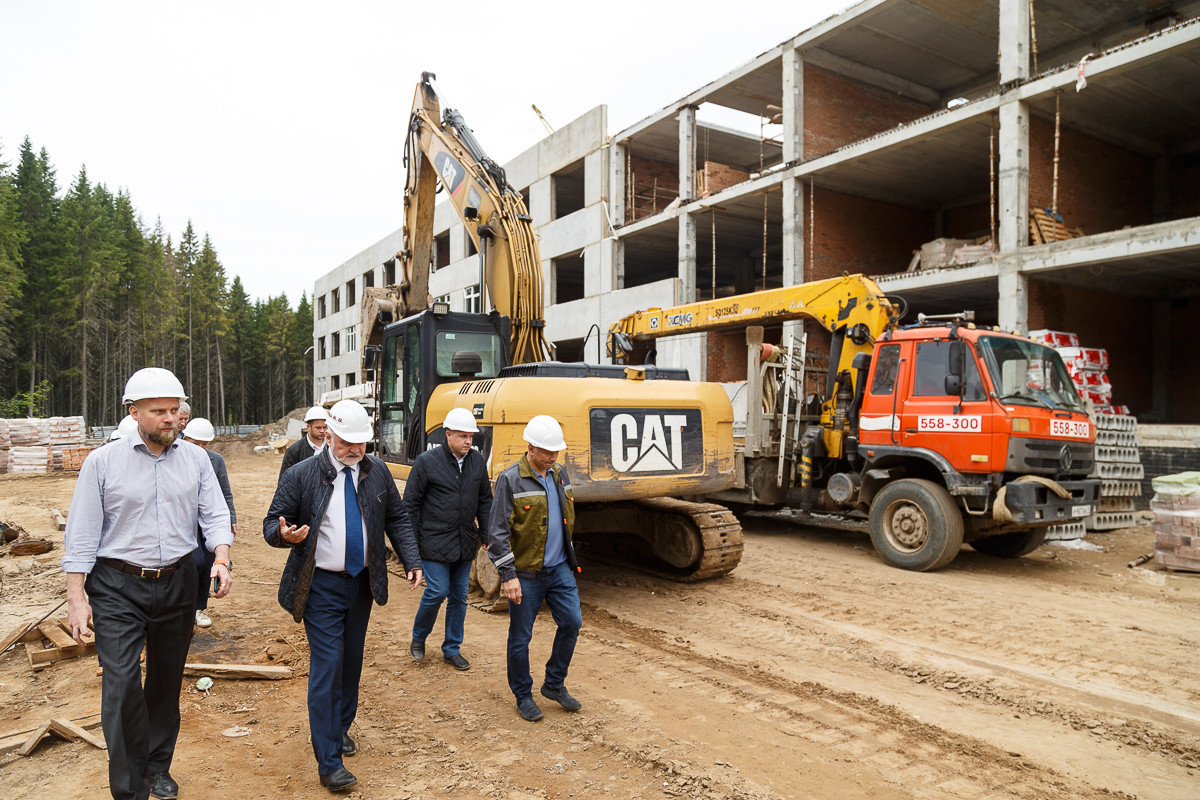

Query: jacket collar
<box><xmin>517</xmin><ymin>453</ymin><xmax>558</xmax><ymax>483</ymax></box>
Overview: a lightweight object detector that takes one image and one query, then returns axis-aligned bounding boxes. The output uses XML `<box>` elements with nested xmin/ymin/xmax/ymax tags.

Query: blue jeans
<box><xmin>506</xmin><ymin>561</ymin><xmax>582</xmax><ymax>700</ymax></box>
<box><xmin>411</xmin><ymin>558</ymin><xmax>471</xmax><ymax>657</ymax></box>
<box><xmin>303</xmin><ymin>569</ymin><xmax>373</xmax><ymax>776</ymax></box>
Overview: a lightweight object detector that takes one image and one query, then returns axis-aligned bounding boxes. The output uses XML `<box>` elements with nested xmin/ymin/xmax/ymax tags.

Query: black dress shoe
<box><xmin>516</xmin><ymin>695</ymin><xmax>544</xmax><ymax>721</ymax></box>
<box><xmin>148</xmin><ymin>771</ymin><xmax>179</xmax><ymax>800</ymax></box>
<box><xmin>443</xmin><ymin>653</ymin><xmax>470</xmax><ymax>670</ymax></box>
<box><xmin>319</xmin><ymin>766</ymin><xmax>358</xmax><ymax>792</ymax></box>
<box><xmin>341</xmin><ymin>732</ymin><xmax>356</xmax><ymax>756</ymax></box>
<box><xmin>540</xmin><ymin>684</ymin><xmax>582</xmax><ymax>711</ymax></box>
<box><xmin>410</xmin><ymin>639</ymin><xmax>425</xmax><ymax>662</ymax></box>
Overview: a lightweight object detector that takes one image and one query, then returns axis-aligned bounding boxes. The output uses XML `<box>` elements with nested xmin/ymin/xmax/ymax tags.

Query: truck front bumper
<box><xmin>1000</xmin><ymin>478</ymin><xmax>1099</xmax><ymax>525</ymax></box>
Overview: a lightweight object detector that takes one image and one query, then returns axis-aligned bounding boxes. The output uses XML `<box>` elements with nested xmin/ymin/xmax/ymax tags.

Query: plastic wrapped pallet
<box><xmin>48</xmin><ymin>415</ymin><xmax>86</xmax><ymax>446</ymax></box>
<box><xmin>0</xmin><ymin>418</ymin><xmax>9</xmax><ymax>447</ymax></box>
<box><xmin>50</xmin><ymin>447</ymin><xmax>64</xmax><ymax>471</ymax></box>
<box><xmin>35</xmin><ymin>417</ymin><xmax>49</xmax><ymax>445</ymax></box>
<box><xmin>8</xmin><ymin>445</ymin><xmax>50</xmax><ymax>474</ymax></box>
<box><xmin>1150</xmin><ymin>472</ymin><xmax>1200</xmax><ymax>572</ymax></box>
<box><xmin>7</xmin><ymin>419</ymin><xmax>39</xmax><ymax>446</ymax></box>
<box><xmin>0</xmin><ymin>449</ymin><xmax>7</xmax><ymax>474</ymax></box>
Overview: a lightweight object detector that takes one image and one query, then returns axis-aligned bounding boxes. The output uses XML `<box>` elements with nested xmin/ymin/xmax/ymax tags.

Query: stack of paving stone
<box><xmin>8</xmin><ymin>446</ymin><xmax>50</xmax><ymax>474</ymax></box>
<box><xmin>1150</xmin><ymin>473</ymin><xmax>1200</xmax><ymax>572</ymax></box>
<box><xmin>62</xmin><ymin>446</ymin><xmax>98</xmax><ymax>470</ymax></box>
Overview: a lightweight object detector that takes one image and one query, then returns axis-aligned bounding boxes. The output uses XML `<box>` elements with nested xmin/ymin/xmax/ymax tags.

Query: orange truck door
<box><xmin>900</xmin><ymin>340</ymin><xmax>993</xmax><ymax>473</ymax></box>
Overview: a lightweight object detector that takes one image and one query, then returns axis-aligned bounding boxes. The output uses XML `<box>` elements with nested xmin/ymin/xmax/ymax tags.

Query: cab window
<box><xmin>913</xmin><ymin>341</ymin><xmax>987</xmax><ymax>400</ymax></box>
<box><xmin>870</xmin><ymin>345</ymin><xmax>901</xmax><ymax>395</ymax></box>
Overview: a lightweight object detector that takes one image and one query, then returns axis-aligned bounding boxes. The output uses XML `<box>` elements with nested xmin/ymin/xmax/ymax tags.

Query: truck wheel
<box><xmin>869</xmin><ymin>479</ymin><xmax>964</xmax><ymax>571</ymax></box>
<box><xmin>971</xmin><ymin>528</ymin><xmax>1047</xmax><ymax>558</ymax></box>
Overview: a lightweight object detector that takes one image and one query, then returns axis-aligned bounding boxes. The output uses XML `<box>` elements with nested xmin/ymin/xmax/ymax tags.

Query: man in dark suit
<box><xmin>264</xmin><ymin>400</ymin><xmax>422</xmax><ymax>792</ymax></box>
<box><xmin>278</xmin><ymin>405</ymin><xmax>329</xmax><ymax>480</ymax></box>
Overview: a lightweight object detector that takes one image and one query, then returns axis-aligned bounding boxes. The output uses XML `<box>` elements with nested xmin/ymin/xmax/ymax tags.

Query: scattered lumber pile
<box><xmin>1029</xmin><ymin>208</ymin><xmax>1084</xmax><ymax>245</ymax></box>
<box><xmin>0</xmin><ymin>714</ymin><xmax>104</xmax><ymax>757</ymax></box>
<box><xmin>21</xmin><ymin>616</ymin><xmax>94</xmax><ymax>671</ymax></box>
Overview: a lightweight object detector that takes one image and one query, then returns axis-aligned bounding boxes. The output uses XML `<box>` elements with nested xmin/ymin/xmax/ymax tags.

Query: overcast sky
<box><xmin>1</xmin><ymin>0</ymin><xmax>851</xmax><ymax>305</ymax></box>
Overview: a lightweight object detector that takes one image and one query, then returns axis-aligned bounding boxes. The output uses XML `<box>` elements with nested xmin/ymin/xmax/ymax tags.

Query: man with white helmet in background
<box><xmin>175</xmin><ymin>400</ymin><xmax>190</xmax><ymax>436</ymax></box>
<box><xmin>486</xmin><ymin>414</ymin><xmax>583</xmax><ymax>722</ymax></box>
<box><xmin>279</xmin><ymin>405</ymin><xmax>330</xmax><ymax>480</ymax></box>
<box><xmin>404</xmin><ymin>407</ymin><xmax>493</xmax><ymax>670</ymax></box>
<box><xmin>182</xmin><ymin>418</ymin><xmax>237</xmax><ymax>629</ymax></box>
<box><xmin>63</xmin><ymin>368</ymin><xmax>233</xmax><ymax>800</ymax></box>
<box><xmin>108</xmin><ymin>414</ymin><xmax>138</xmax><ymax>442</ymax></box>
<box><xmin>264</xmin><ymin>399</ymin><xmax>422</xmax><ymax>792</ymax></box>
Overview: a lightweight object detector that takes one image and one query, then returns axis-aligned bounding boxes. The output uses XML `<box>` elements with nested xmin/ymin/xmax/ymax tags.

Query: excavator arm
<box><xmin>361</xmin><ymin>72</ymin><xmax>550</xmax><ymax>363</ymax></box>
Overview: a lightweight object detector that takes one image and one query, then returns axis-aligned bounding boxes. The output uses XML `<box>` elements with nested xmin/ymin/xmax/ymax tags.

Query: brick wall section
<box><xmin>706</xmin><ymin>330</ymin><xmax>749</xmax><ymax>383</ymax></box>
<box><xmin>1170</xmin><ymin>152</ymin><xmax>1200</xmax><ymax>219</ymax></box>
<box><xmin>698</xmin><ymin>162</ymin><xmax>750</xmax><ymax>198</ymax></box>
<box><xmin>627</xmin><ymin>154</ymin><xmax>679</xmax><ymax>221</ymax></box>
<box><xmin>1140</xmin><ymin>446</ymin><xmax>1200</xmax><ymax>508</ymax></box>
<box><xmin>804</xmin><ymin>66</ymin><xmax>934</xmax><ymax>159</ymax></box>
<box><xmin>944</xmin><ymin>202</ymin><xmax>993</xmax><ymax>240</ymax></box>
<box><xmin>1028</xmin><ymin>116</ymin><xmax>1153</xmax><ymax>236</ymax></box>
<box><xmin>806</xmin><ymin>188</ymin><xmax>931</xmax><ymax>280</ymax></box>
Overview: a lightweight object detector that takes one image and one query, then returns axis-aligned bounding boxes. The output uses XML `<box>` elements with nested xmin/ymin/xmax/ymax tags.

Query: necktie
<box><xmin>343</xmin><ymin>467</ymin><xmax>364</xmax><ymax>577</ymax></box>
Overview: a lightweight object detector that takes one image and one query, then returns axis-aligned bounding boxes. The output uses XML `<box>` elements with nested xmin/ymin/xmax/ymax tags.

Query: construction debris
<box><xmin>1028</xmin><ymin>207</ymin><xmax>1084</xmax><ymax>244</ymax></box>
<box><xmin>50</xmin><ymin>508</ymin><xmax>67</xmax><ymax>531</ymax></box>
<box><xmin>182</xmin><ymin>663</ymin><xmax>294</xmax><ymax>680</ymax></box>
<box><xmin>11</xmin><ymin>717</ymin><xmax>106</xmax><ymax>757</ymax></box>
<box><xmin>0</xmin><ymin>600</ymin><xmax>66</xmax><ymax>655</ymax></box>
<box><xmin>10</xmin><ymin>539</ymin><xmax>54</xmax><ymax>556</ymax></box>
<box><xmin>21</xmin><ymin>615</ymin><xmax>94</xmax><ymax>671</ymax></box>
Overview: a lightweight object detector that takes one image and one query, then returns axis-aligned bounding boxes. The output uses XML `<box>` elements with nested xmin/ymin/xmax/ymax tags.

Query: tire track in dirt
<box><xmin>578</xmin><ymin>602</ymin><xmax>1125</xmax><ymax>800</ymax></box>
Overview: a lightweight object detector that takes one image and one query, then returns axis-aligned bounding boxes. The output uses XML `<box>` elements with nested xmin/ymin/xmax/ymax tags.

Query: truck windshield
<box><xmin>976</xmin><ymin>336</ymin><xmax>1083</xmax><ymax>411</ymax></box>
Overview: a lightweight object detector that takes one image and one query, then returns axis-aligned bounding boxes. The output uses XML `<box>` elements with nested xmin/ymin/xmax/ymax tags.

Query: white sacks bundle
<box><xmin>7</xmin><ymin>419</ymin><xmax>39</xmax><ymax>446</ymax></box>
<box><xmin>0</xmin><ymin>419</ymin><xmax>9</xmax><ymax>447</ymax></box>
<box><xmin>48</xmin><ymin>416</ymin><xmax>86</xmax><ymax>446</ymax></box>
<box><xmin>9</xmin><ymin>446</ymin><xmax>50</xmax><ymax>474</ymax></box>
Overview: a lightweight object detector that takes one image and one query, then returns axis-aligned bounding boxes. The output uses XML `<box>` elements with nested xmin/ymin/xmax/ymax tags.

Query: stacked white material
<box><xmin>0</xmin><ymin>419</ymin><xmax>9</xmax><ymax>447</ymax></box>
<box><xmin>7</xmin><ymin>419</ymin><xmax>39</xmax><ymax>445</ymax></box>
<box><xmin>1151</xmin><ymin>472</ymin><xmax>1200</xmax><ymax>572</ymax></box>
<box><xmin>0</xmin><ymin>449</ymin><xmax>7</xmax><ymax>474</ymax></box>
<box><xmin>1030</xmin><ymin>330</ymin><xmax>1131</xmax><ymax>415</ymax></box>
<box><xmin>48</xmin><ymin>416</ymin><xmax>86</xmax><ymax>445</ymax></box>
<box><xmin>8</xmin><ymin>446</ymin><xmax>50</xmax><ymax>474</ymax></box>
<box><xmin>1044</xmin><ymin>520</ymin><xmax>1087</xmax><ymax>541</ymax></box>
<box><xmin>34</xmin><ymin>417</ymin><xmax>50</xmax><ymax>445</ymax></box>
<box><xmin>1087</xmin><ymin>414</ymin><xmax>1141</xmax><ymax>531</ymax></box>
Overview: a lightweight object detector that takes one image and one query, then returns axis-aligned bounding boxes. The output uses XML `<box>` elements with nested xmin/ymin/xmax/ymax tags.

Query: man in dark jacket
<box><xmin>264</xmin><ymin>400</ymin><xmax>422</xmax><ymax>793</ymax></box>
<box><xmin>486</xmin><ymin>414</ymin><xmax>582</xmax><ymax>723</ymax></box>
<box><xmin>404</xmin><ymin>407</ymin><xmax>493</xmax><ymax>671</ymax></box>
<box><xmin>278</xmin><ymin>405</ymin><xmax>329</xmax><ymax>480</ymax></box>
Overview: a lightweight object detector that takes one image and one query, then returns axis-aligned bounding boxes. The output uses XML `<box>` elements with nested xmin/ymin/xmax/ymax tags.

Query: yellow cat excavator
<box><xmin>359</xmin><ymin>74</ymin><xmax>743</xmax><ymax>586</ymax></box>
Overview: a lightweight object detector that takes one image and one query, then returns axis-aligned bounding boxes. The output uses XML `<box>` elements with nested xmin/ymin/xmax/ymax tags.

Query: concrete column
<box><xmin>614</xmin><ymin>238</ymin><xmax>626</xmax><ymax>290</ymax></box>
<box><xmin>679</xmin><ymin>105</ymin><xmax>697</xmax><ymax>200</ymax></box>
<box><xmin>998</xmin><ymin>0</ymin><xmax>1031</xmax><ymax>85</ymax></box>
<box><xmin>782</xmin><ymin>45</ymin><xmax>805</xmax><ymax>289</ymax></box>
<box><xmin>997</xmin><ymin>99</ymin><xmax>1029</xmax><ymax>332</ymax></box>
<box><xmin>610</xmin><ymin>142</ymin><xmax>627</xmax><ymax>226</ymax></box>
<box><xmin>679</xmin><ymin>212</ymin><xmax>697</xmax><ymax>303</ymax></box>
<box><xmin>1152</xmin><ymin>299</ymin><xmax>1171</xmax><ymax>419</ymax></box>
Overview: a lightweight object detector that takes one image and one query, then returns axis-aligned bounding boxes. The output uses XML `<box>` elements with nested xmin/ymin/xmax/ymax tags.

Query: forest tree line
<box><xmin>0</xmin><ymin>137</ymin><xmax>314</xmax><ymax>428</ymax></box>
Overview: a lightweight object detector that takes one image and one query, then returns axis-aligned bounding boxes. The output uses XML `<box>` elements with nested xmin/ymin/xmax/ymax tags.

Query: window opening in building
<box><xmin>346</xmin><ymin>373</ymin><xmax>355</xmax><ymax>388</ymax></box>
<box><xmin>552</xmin><ymin>252</ymin><xmax>585</xmax><ymax>304</ymax></box>
<box><xmin>318</xmin><ymin>336</ymin><xmax>327</xmax><ymax>360</ymax></box>
<box><xmin>552</xmin><ymin>159</ymin><xmax>586</xmax><ymax>219</ymax></box>
<box><xmin>434</xmin><ymin>232</ymin><xmax>450</xmax><ymax>270</ymax></box>
<box><xmin>331</xmin><ymin>375</ymin><xmax>341</xmax><ymax>390</ymax></box>
<box><xmin>466</xmin><ymin>231</ymin><xmax>477</xmax><ymax>257</ymax></box>
<box><xmin>346</xmin><ymin>278</ymin><xmax>356</xmax><ymax>308</ymax></box>
<box><xmin>332</xmin><ymin>288</ymin><xmax>341</xmax><ymax>313</ymax></box>
<box><xmin>318</xmin><ymin>295</ymin><xmax>327</xmax><ymax>319</ymax></box>
<box><xmin>384</xmin><ymin>259</ymin><xmax>396</xmax><ymax>285</ymax></box>
<box><xmin>464</xmin><ymin>284</ymin><xmax>481</xmax><ymax>314</ymax></box>
<box><xmin>332</xmin><ymin>331</ymin><xmax>341</xmax><ymax>357</ymax></box>
<box><xmin>363</xmin><ymin>270</ymin><xmax>375</xmax><ymax>288</ymax></box>
<box><xmin>346</xmin><ymin>325</ymin><xmax>357</xmax><ymax>353</ymax></box>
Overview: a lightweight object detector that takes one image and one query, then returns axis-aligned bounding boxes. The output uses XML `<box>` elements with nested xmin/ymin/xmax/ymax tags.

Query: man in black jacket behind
<box><xmin>264</xmin><ymin>400</ymin><xmax>422</xmax><ymax>792</ymax></box>
<box><xmin>404</xmin><ymin>407</ymin><xmax>493</xmax><ymax>671</ymax></box>
<box><xmin>278</xmin><ymin>405</ymin><xmax>329</xmax><ymax>480</ymax></box>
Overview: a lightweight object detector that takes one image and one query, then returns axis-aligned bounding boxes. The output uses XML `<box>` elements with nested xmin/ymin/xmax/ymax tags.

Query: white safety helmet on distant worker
<box><xmin>442</xmin><ymin>407</ymin><xmax>480</xmax><ymax>433</ymax></box>
<box><xmin>122</xmin><ymin>367</ymin><xmax>187</xmax><ymax>403</ymax></box>
<box><xmin>326</xmin><ymin>400</ymin><xmax>373</xmax><ymax>444</ymax></box>
<box><xmin>109</xmin><ymin>415</ymin><xmax>139</xmax><ymax>441</ymax></box>
<box><xmin>182</xmin><ymin>418</ymin><xmax>216</xmax><ymax>442</ymax></box>
<box><xmin>522</xmin><ymin>414</ymin><xmax>567</xmax><ymax>452</ymax></box>
<box><xmin>304</xmin><ymin>405</ymin><xmax>329</xmax><ymax>423</ymax></box>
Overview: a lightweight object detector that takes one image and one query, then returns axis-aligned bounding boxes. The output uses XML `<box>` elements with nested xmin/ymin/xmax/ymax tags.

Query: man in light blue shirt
<box><xmin>64</xmin><ymin>368</ymin><xmax>232</xmax><ymax>800</ymax></box>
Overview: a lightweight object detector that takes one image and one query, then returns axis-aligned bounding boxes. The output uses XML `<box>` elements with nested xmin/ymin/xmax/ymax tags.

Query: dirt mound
<box><xmin>208</xmin><ymin>408</ymin><xmax>307</xmax><ymax>457</ymax></box>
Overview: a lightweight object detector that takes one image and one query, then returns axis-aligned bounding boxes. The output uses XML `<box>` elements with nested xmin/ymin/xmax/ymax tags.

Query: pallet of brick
<box><xmin>7</xmin><ymin>419</ymin><xmax>39</xmax><ymax>446</ymax></box>
<box><xmin>8</xmin><ymin>446</ymin><xmax>50</xmax><ymax>475</ymax></box>
<box><xmin>61</xmin><ymin>446</ymin><xmax>96</xmax><ymax>471</ymax></box>
<box><xmin>47</xmin><ymin>416</ymin><xmax>85</xmax><ymax>446</ymax></box>
<box><xmin>1150</xmin><ymin>472</ymin><xmax>1200</xmax><ymax>572</ymax></box>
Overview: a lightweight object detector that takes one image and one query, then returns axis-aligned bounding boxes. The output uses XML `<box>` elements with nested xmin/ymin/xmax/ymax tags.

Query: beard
<box><xmin>141</xmin><ymin>425</ymin><xmax>178</xmax><ymax>448</ymax></box>
<box><xmin>334</xmin><ymin>451</ymin><xmax>363</xmax><ymax>467</ymax></box>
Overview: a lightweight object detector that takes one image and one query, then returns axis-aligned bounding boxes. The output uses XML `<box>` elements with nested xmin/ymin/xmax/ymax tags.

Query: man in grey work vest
<box><xmin>64</xmin><ymin>368</ymin><xmax>233</xmax><ymax>800</ymax></box>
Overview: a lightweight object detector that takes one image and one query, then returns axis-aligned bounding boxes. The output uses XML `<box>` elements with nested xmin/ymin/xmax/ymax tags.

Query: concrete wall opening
<box><xmin>553</xmin><ymin>337</ymin><xmax>585</xmax><ymax>363</ymax></box>
<box><xmin>434</xmin><ymin>232</ymin><xmax>450</xmax><ymax>270</ymax></box>
<box><xmin>553</xmin><ymin>159</ymin><xmax>586</xmax><ymax>219</ymax></box>
<box><xmin>552</xmin><ymin>252</ymin><xmax>585</xmax><ymax>304</ymax></box>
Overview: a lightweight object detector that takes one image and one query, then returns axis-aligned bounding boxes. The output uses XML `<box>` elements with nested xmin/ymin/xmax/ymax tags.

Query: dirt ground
<box><xmin>0</xmin><ymin>452</ymin><xmax>1197</xmax><ymax>800</ymax></box>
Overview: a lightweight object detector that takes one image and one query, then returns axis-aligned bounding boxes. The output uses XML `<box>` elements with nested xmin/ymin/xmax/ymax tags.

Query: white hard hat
<box><xmin>326</xmin><ymin>400</ymin><xmax>373</xmax><ymax>444</ymax></box>
<box><xmin>442</xmin><ymin>407</ymin><xmax>480</xmax><ymax>433</ymax></box>
<box><xmin>123</xmin><ymin>367</ymin><xmax>187</xmax><ymax>403</ymax></box>
<box><xmin>304</xmin><ymin>405</ymin><xmax>329</xmax><ymax>422</ymax></box>
<box><xmin>522</xmin><ymin>414</ymin><xmax>567</xmax><ymax>451</ymax></box>
<box><xmin>110</xmin><ymin>415</ymin><xmax>139</xmax><ymax>441</ymax></box>
<box><xmin>182</xmin><ymin>418</ymin><xmax>216</xmax><ymax>442</ymax></box>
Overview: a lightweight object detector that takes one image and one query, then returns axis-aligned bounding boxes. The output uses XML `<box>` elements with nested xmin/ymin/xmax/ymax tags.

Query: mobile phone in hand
<box><xmin>212</xmin><ymin>576</ymin><xmax>221</xmax><ymax>594</ymax></box>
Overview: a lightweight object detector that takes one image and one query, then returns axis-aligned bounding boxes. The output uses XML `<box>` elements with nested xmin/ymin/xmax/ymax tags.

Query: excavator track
<box><xmin>573</xmin><ymin>497</ymin><xmax>744</xmax><ymax>582</ymax></box>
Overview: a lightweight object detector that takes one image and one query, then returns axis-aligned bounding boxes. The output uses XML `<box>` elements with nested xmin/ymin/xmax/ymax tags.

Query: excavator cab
<box><xmin>376</xmin><ymin>306</ymin><xmax>510</xmax><ymax>466</ymax></box>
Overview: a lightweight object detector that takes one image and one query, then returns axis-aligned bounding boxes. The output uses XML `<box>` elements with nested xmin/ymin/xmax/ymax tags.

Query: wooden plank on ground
<box><xmin>15</xmin><ymin>722</ymin><xmax>52</xmax><ymax>757</ymax></box>
<box><xmin>183</xmin><ymin>663</ymin><xmax>293</xmax><ymax>680</ymax></box>
<box><xmin>0</xmin><ymin>713</ymin><xmax>101</xmax><ymax>755</ymax></box>
<box><xmin>38</xmin><ymin>620</ymin><xmax>77</xmax><ymax>649</ymax></box>
<box><xmin>49</xmin><ymin>718</ymin><xmax>105</xmax><ymax>749</ymax></box>
<box><xmin>50</xmin><ymin>508</ymin><xmax>67</xmax><ymax>531</ymax></box>
<box><xmin>0</xmin><ymin>600</ymin><xmax>66</xmax><ymax>654</ymax></box>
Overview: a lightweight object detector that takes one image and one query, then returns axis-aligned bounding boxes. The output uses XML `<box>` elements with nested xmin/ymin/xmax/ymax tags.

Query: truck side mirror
<box><xmin>947</xmin><ymin>340</ymin><xmax>964</xmax><ymax>376</ymax></box>
<box><xmin>944</xmin><ymin>374</ymin><xmax>962</xmax><ymax>395</ymax></box>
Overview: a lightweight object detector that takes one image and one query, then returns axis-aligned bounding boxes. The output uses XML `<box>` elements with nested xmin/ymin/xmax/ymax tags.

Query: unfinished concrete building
<box><xmin>317</xmin><ymin>0</ymin><xmax>1199</xmax><ymax>479</ymax></box>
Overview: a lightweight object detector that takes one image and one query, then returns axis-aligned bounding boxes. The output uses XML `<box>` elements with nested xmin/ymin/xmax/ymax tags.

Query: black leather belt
<box><xmin>99</xmin><ymin>555</ymin><xmax>190</xmax><ymax>580</ymax></box>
